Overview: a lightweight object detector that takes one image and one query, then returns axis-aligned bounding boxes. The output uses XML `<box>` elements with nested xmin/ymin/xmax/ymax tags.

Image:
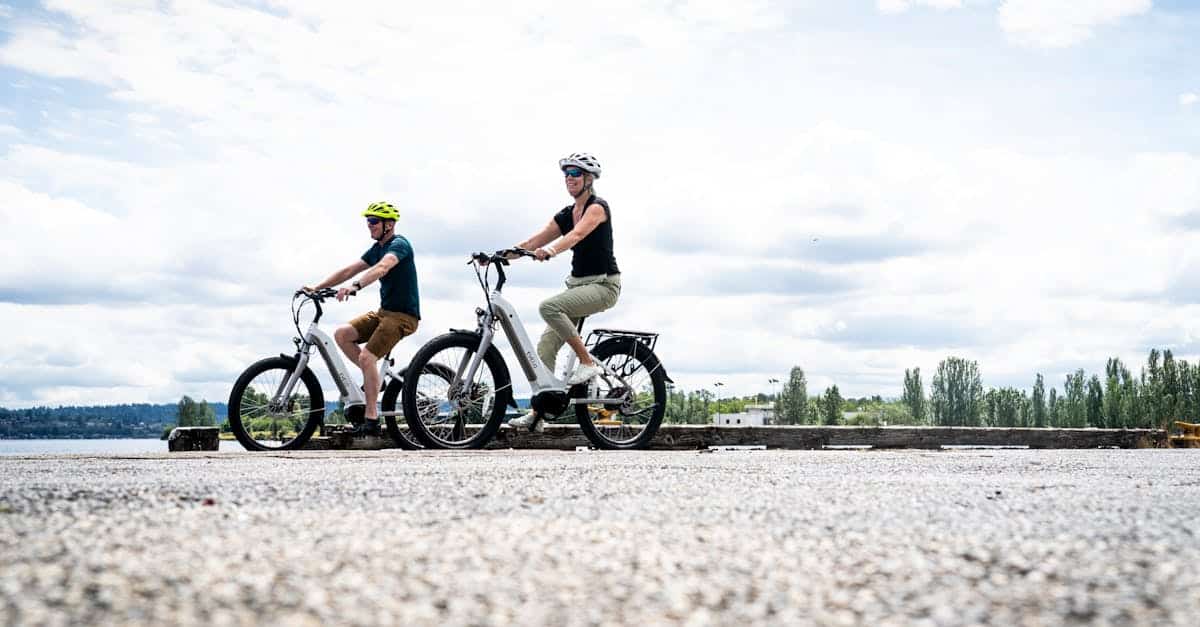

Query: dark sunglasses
<box><xmin>563</xmin><ymin>167</ymin><xmax>585</xmax><ymax>178</ymax></box>
<box><xmin>366</xmin><ymin>217</ymin><xmax>382</xmax><ymax>225</ymax></box>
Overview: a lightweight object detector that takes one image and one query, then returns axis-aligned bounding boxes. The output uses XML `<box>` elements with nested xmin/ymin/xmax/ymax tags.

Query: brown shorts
<box><xmin>349</xmin><ymin>309</ymin><xmax>419</xmax><ymax>357</ymax></box>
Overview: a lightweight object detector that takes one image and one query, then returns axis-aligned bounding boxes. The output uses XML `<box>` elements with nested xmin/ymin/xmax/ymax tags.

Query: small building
<box><xmin>714</xmin><ymin>403</ymin><xmax>775</xmax><ymax>426</ymax></box>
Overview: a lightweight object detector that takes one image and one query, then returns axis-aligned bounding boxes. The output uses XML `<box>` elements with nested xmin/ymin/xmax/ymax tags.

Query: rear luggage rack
<box><xmin>586</xmin><ymin>328</ymin><xmax>660</xmax><ymax>353</ymax></box>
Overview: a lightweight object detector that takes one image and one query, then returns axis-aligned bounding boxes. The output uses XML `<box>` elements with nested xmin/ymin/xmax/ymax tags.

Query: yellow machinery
<box><xmin>1170</xmin><ymin>421</ymin><xmax>1200</xmax><ymax>448</ymax></box>
<box><xmin>590</xmin><ymin>406</ymin><xmax>623</xmax><ymax>426</ymax></box>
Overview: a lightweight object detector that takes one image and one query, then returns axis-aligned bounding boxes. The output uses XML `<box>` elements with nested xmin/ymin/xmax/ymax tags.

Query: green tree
<box><xmin>986</xmin><ymin>387</ymin><xmax>1024</xmax><ymax>428</ymax></box>
<box><xmin>176</xmin><ymin>395</ymin><xmax>197</xmax><ymax>427</ymax></box>
<box><xmin>1003</xmin><ymin>388</ymin><xmax>1026</xmax><ymax>427</ymax></box>
<box><xmin>695</xmin><ymin>389</ymin><xmax>714</xmax><ymax>422</ymax></box>
<box><xmin>1131</xmin><ymin>350</ymin><xmax>1167</xmax><ymax>429</ymax></box>
<box><xmin>1086</xmin><ymin>375</ymin><xmax>1104</xmax><ymax>428</ymax></box>
<box><xmin>779</xmin><ymin>366</ymin><xmax>808</xmax><ymax>425</ymax></box>
<box><xmin>806</xmin><ymin>399</ymin><xmax>820</xmax><ymax>424</ymax></box>
<box><xmin>1118</xmin><ymin>365</ymin><xmax>1137</xmax><ymax>427</ymax></box>
<box><xmin>1163</xmin><ymin>349</ymin><xmax>1180</xmax><ymax>425</ymax></box>
<box><xmin>328</xmin><ymin>401</ymin><xmax>348</xmax><ymax>425</ymax></box>
<box><xmin>1183</xmin><ymin>361</ymin><xmax>1200</xmax><ymax>422</ymax></box>
<box><xmin>902</xmin><ymin>368</ymin><xmax>926</xmax><ymax>424</ymax></box>
<box><xmin>176</xmin><ymin>395</ymin><xmax>216</xmax><ymax>427</ymax></box>
<box><xmin>1103</xmin><ymin>358</ymin><xmax>1126</xmax><ymax>429</ymax></box>
<box><xmin>1048</xmin><ymin>387</ymin><xmax>1060</xmax><ymax>427</ymax></box>
<box><xmin>1031</xmin><ymin>374</ymin><xmax>1047</xmax><ymax>428</ymax></box>
<box><xmin>1063</xmin><ymin>370</ymin><xmax>1087</xmax><ymax>428</ymax></box>
<box><xmin>821</xmin><ymin>385</ymin><xmax>843</xmax><ymax>425</ymax></box>
<box><xmin>930</xmin><ymin>357</ymin><xmax>984</xmax><ymax>426</ymax></box>
<box><xmin>665</xmin><ymin>389</ymin><xmax>715</xmax><ymax>424</ymax></box>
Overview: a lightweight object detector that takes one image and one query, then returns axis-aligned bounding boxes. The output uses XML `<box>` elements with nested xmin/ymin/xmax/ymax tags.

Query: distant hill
<box><xmin>0</xmin><ymin>402</ymin><xmax>229</xmax><ymax>439</ymax></box>
<box><xmin>0</xmin><ymin>398</ymin><xmax>532</xmax><ymax>438</ymax></box>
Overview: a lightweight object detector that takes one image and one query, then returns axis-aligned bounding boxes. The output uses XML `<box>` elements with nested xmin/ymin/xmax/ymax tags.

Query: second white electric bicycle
<box><xmin>400</xmin><ymin>248</ymin><xmax>672</xmax><ymax>450</ymax></box>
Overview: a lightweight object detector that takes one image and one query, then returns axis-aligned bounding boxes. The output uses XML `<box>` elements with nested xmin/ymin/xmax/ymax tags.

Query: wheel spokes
<box><xmin>239</xmin><ymin>367</ymin><xmax>312</xmax><ymax>448</ymax></box>
<box><xmin>413</xmin><ymin>347</ymin><xmax>497</xmax><ymax>445</ymax></box>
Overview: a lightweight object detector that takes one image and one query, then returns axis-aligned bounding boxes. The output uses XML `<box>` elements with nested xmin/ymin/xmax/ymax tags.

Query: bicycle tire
<box><xmin>402</xmin><ymin>332</ymin><xmax>511</xmax><ymax>449</ymax></box>
<box><xmin>228</xmin><ymin>356</ymin><xmax>324</xmax><ymax>451</ymax></box>
<box><xmin>575</xmin><ymin>338</ymin><xmax>667</xmax><ymax>450</ymax></box>
<box><xmin>380</xmin><ymin>378</ymin><xmax>423</xmax><ymax>450</ymax></box>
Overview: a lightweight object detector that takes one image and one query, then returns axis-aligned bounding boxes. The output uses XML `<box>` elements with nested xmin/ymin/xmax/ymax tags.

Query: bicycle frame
<box><xmin>452</xmin><ymin>252</ymin><xmax>644</xmax><ymax>415</ymax></box>
<box><xmin>274</xmin><ymin>321</ymin><xmax>402</xmax><ymax>418</ymax></box>
<box><xmin>477</xmin><ymin>291</ymin><xmax>564</xmax><ymax>394</ymax></box>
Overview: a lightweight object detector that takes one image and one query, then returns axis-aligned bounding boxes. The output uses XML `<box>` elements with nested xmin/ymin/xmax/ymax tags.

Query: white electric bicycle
<box><xmin>226</xmin><ymin>288</ymin><xmax>439</xmax><ymax>451</ymax></box>
<box><xmin>400</xmin><ymin>248</ymin><xmax>671</xmax><ymax>450</ymax></box>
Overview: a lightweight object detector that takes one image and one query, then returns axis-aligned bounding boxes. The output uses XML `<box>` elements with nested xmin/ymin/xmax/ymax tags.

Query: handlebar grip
<box><xmin>296</xmin><ymin>288</ymin><xmax>339</xmax><ymax>302</ymax></box>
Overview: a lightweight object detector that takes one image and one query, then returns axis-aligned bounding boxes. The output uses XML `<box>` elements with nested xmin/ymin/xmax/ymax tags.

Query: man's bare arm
<box><xmin>305</xmin><ymin>260</ymin><xmax>369</xmax><ymax>291</ymax></box>
<box><xmin>352</xmin><ymin>253</ymin><xmax>400</xmax><ymax>290</ymax></box>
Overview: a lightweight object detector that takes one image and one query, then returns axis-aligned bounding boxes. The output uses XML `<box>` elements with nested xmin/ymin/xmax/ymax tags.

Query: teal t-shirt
<box><xmin>361</xmin><ymin>235</ymin><xmax>420</xmax><ymax>319</ymax></box>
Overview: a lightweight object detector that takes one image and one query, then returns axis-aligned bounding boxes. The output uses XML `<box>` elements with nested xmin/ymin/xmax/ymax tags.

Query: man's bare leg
<box><xmin>333</xmin><ymin>325</ymin><xmax>361</xmax><ymax>365</ymax></box>
<box><xmin>358</xmin><ymin>347</ymin><xmax>382</xmax><ymax>420</ymax></box>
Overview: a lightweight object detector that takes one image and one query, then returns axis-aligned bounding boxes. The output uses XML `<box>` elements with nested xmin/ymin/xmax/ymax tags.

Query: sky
<box><xmin>2</xmin><ymin>0</ymin><xmax>1199</xmax><ymax>408</ymax></box>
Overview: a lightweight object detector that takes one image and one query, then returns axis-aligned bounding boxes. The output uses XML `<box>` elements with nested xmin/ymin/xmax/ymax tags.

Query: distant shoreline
<box><xmin>0</xmin><ymin>436</ymin><xmax>163</xmax><ymax>440</ymax></box>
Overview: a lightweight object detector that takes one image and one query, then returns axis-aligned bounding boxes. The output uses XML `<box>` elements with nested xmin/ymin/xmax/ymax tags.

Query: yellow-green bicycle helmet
<box><xmin>363</xmin><ymin>201</ymin><xmax>399</xmax><ymax>221</ymax></box>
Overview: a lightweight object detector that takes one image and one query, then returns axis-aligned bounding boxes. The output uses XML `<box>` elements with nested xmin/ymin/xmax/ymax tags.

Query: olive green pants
<box><xmin>536</xmin><ymin>273</ymin><xmax>621</xmax><ymax>372</ymax></box>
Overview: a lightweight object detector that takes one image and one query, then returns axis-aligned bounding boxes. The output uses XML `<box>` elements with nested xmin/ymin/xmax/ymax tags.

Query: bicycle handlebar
<box><xmin>468</xmin><ymin>247</ymin><xmax>537</xmax><ymax>296</ymax></box>
<box><xmin>294</xmin><ymin>287</ymin><xmax>339</xmax><ymax>302</ymax></box>
<box><xmin>290</xmin><ymin>287</ymin><xmax>354</xmax><ymax>334</ymax></box>
<box><xmin>469</xmin><ymin>247</ymin><xmax>536</xmax><ymax>266</ymax></box>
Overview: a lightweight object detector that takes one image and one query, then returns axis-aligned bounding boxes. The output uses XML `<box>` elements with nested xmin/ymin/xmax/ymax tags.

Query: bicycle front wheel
<box><xmin>402</xmin><ymin>333</ymin><xmax>511</xmax><ymax>449</ymax></box>
<box><xmin>575</xmin><ymin>338</ymin><xmax>667</xmax><ymax>450</ymax></box>
<box><xmin>228</xmin><ymin>356</ymin><xmax>324</xmax><ymax>451</ymax></box>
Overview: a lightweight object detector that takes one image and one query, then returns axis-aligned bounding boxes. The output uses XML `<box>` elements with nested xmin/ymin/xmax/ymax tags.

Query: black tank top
<box><xmin>553</xmin><ymin>195</ymin><xmax>620</xmax><ymax>277</ymax></box>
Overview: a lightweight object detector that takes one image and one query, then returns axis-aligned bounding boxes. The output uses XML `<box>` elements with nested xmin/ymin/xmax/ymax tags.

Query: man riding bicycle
<box><xmin>302</xmin><ymin>201</ymin><xmax>420</xmax><ymax>437</ymax></box>
<box><xmin>508</xmin><ymin>152</ymin><xmax>621</xmax><ymax>432</ymax></box>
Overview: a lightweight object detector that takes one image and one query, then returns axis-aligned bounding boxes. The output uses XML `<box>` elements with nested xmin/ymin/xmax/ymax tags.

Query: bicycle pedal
<box><xmin>344</xmin><ymin>404</ymin><xmax>366</xmax><ymax>423</ymax></box>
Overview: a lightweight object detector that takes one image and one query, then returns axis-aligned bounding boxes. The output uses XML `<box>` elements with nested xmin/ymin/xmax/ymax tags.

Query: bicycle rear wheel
<box><xmin>228</xmin><ymin>356</ymin><xmax>324</xmax><ymax>451</ymax></box>
<box><xmin>382</xmin><ymin>364</ymin><xmax>457</xmax><ymax>450</ymax></box>
<box><xmin>402</xmin><ymin>332</ymin><xmax>511</xmax><ymax>449</ymax></box>
<box><xmin>380</xmin><ymin>378</ymin><xmax>421</xmax><ymax>450</ymax></box>
<box><xmin>575</xmin><ymin>338</ymin><xmax>667</xmax><ymax>450</ymax></box>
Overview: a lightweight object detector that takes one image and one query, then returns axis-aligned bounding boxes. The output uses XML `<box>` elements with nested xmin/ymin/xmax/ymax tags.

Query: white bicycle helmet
<box><xmin>559</xmin><ymin>152</ymin><xmax>601</xmax><ymax>179</ymax></box>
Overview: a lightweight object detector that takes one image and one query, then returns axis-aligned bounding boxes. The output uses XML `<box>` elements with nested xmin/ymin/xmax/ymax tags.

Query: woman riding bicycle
<box><xmin>508</xmin><ymin>152</ymin><xmax>621</xmax><ymax>431</ymax></box>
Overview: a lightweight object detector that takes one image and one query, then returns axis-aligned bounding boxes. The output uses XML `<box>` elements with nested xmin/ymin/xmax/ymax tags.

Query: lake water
<box><xmin>0</xmin><ymin>438</ymin><xmax>242</xmax><ymax>455</ymax></box>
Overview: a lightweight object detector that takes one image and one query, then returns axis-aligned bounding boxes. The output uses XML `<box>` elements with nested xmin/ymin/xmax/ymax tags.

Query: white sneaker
<box><xmin>508</xmin><ymin>410</ymin><xmax>544</xmax><ymax>433</ymax></box>
<box><xmin>567</xmin><ymin>362</ymin><xmax>604</xmax><ymax>386</ymax></box>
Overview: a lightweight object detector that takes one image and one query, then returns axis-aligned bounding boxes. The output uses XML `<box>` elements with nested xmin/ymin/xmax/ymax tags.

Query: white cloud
<box><xmin>1182</xmin><ymin>93</ymin><xmax>1199</xmax><ymax>107</ymax></box>
<box><xmin>0</xmin><ymin>1</ymin><xmax>1196</xmax><ymax>407</ymax></box>
<box><xmin>997</xmin><ymin>0</ymin><xmax>1153</xmax><ymax>48</ymax></box>
<box><xmin>878</xmin><ymin>0</ymin><xmax>963</xmax><ymax>14</ymax></box>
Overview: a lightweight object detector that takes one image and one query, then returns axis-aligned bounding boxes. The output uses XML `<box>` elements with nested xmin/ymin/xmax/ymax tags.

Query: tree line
<box><xmin>664</xmin><ymin>348</ymin><xmax>1194</xmax><ymax>430</ymax></box>
<box><xmin>913</xmin><ymin>349</ymin><xmax>1195</xmax><ymax>430</ymax></box>
<box><xmin>7</xmin><ymin>347</ymin><xmax>1191</xmax><ymax>436</ymax></box>
<box><xmin>0</xmin><ymin>400</ymin><xmax>224</xmax><ymax>439</ymax></box>
<box><xmin>1</xmin><ymin>396</ymin><xmax>344</xmax><ymax>439</ymax></box>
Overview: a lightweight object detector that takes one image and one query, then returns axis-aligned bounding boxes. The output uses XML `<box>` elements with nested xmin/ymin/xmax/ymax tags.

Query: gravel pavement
<box><xmin>2</xmin><ymin>449</ymin><xmax>1198</xmax><ymax>626</ymax></box>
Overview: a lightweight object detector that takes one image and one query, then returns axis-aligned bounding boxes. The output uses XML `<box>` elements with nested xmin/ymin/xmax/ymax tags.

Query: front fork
<box><xmin>272</xmin><ymin>345</ymin><xmax>312</xmax><ymax>410</ymax></box>
<box><xmin>450</xmin><ymin>321</ymin><xmax>496</xmax><ymax>412</ymax></box>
